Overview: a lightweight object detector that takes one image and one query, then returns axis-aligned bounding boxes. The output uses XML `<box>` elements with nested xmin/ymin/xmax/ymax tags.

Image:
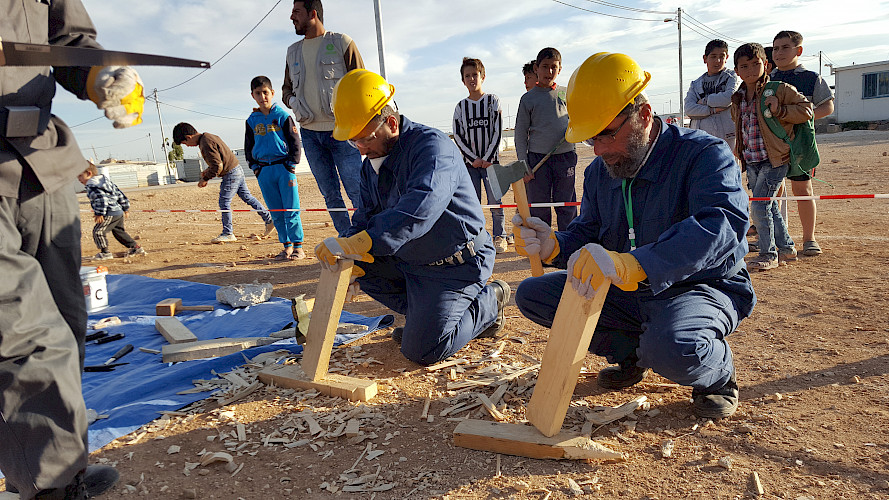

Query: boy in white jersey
<box><xmin>452</xmin><ymin>57</ymin><xmax>507</xmax><ymax>252</ymax></box>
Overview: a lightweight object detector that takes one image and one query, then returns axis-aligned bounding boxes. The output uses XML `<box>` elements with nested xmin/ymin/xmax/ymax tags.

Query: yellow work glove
<box><xmin>87</xmin><ymin>66</ymin><xmax>144</xmax><ymax>128</ymax></box>
<box><xmin>511</xmin><ymin>214</ymin><xmax>559</xmax><ymax>263</ymax></box>
<box><xmin>567</xmin><ymin>243</ymin><xmax>647</xmax><ymax>298</ymax></box>
<box><xmin>346</xmin><ymin>266</ymin><xmax>365</xmax><ymax>302</ymax></box>
<box><xmin>314</xmin><ymin>230</ymin><xmax>374</xmax><ymax>269</ymax></box>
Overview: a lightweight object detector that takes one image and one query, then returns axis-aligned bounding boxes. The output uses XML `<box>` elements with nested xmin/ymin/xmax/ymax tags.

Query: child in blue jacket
<box><xmin>246</xmin><ymin>76</ymin><xmax>305</xmax><ymax>259</ymax></box>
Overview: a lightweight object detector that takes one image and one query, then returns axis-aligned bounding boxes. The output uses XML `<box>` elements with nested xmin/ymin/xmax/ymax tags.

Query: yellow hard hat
<box><xmin>332</xmin><ymin>69</ymin><xmax>396</xmax><ymax>141</ymax></box>
<box><xmin>565</xmin><ymin>52</ymin><xmax>651</xmax><ymax>143</ymax></box>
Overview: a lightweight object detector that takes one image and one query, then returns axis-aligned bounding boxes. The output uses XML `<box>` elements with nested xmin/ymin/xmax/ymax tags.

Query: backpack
<box><xmin>759</xmin><ymin>81</ymin><xmax>820</xmax><ymax>178</ymax></box>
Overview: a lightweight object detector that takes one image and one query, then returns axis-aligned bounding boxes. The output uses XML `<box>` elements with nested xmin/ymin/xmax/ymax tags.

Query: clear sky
<box><xmin>57</xmin><ymin>0</ymin><xmax>889</xmax><ymax>162</ymax></box>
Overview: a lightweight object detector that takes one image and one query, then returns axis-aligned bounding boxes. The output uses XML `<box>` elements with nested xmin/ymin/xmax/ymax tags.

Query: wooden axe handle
<box><xmin>529</xmin><ymin>138</ymin><xmax>567</xmax><ymax>175</ymax></box>
<box><xmin>511</xmin><ymin>180</ymin><xmax>544</xmax><ymax>277</ymax></box>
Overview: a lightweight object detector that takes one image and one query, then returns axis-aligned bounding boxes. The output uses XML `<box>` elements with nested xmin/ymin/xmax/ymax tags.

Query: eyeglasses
<box><xmin>347</xmin><ymin>119</ymin><xmax>386</xmax><ymax>149</ymax></box>
<box><xmin>591</xmin><ymin>113</ymin><xmax>631</xmax><ymax>145</ymax></box>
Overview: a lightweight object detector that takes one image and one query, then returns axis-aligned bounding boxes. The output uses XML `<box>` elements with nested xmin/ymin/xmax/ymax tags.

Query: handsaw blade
<box><xmin>0</xmin><ymin>41</ymin><xmax>210</xmax><ymax>68</ymax></box>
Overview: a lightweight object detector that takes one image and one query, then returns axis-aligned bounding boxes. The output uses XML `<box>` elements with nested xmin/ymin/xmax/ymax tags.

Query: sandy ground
<box><xmin>4</xmin><ymin>130</ymin><xmax>889</xmax><ymax>499</ymax></box>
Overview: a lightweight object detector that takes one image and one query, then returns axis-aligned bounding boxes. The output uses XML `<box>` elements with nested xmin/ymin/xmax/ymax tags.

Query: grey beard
<box><xmin>602</xmin><ymin>119</ymin><xmax>650</xmax><ymax>179</ymax></box>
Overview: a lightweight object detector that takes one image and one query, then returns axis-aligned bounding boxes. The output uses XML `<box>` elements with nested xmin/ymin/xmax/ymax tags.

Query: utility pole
<box><xmin>153</xmin><ymin>88</ymin><xmax>170</xmax><ymax>177</ymax></box>
<box><xmin>819</xmin><ymin>50</ymin><xmax>822</xmax><ymax>76</ymax></box>
<box><xmin>665</xmin><ymin>8</ymin><xmax>684</xmax><ymax>124</ymax></box>
<box><xmin>373</xmin><ymin>0</ymin><xmax>387</xmax><ymax>79</ymax></box>
<box><xmin>148</xmin><ymin>132</ymin><xmax>158</xmax><ymax>163</ymax></box>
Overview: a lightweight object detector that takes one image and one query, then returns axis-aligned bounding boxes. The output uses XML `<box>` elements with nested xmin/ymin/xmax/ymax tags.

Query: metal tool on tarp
<box><xmin>0</xmin><ymin>37</ymin><xmax>210</xmax><ymax>68</ymax></box>
<box><xmin>486</xmin><ymin>160</ymin><xmax>544</xmax><ymax>276</ymax></box>
<box><xmin>84</xmin><ymin>343</ymin><xmax>133</xmax><ymax>372</ymax></box>
<box><xmin>86</xmin><ymin>332</ymin><xmax>125</xmax><ymax>345</ymax></box>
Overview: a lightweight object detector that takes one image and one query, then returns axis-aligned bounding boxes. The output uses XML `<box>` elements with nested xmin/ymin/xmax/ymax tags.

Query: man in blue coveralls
<box><xmin>512</xmin><ymin>53</ymin><xmax>756</xmax><ymax>418</ymax></box>
<box><xmin>314</xmin><ymin>69</ymin><xmax>510</xmax><ymax>366</ymax></box>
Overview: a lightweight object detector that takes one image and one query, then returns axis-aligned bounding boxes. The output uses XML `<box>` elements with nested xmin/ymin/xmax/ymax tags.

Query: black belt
<box><xmin>428</xmin><ymin>232</ymin><xmax>486</xmax><ymax>266</ymax></box>
<box><xmin>253</xmin><ymin>159</ymin><xmax>286</xmax><ymax>167</ymax></box>
<box><xmin>0</xmin><ymin>105</ymin><xmax>52</xmax><ymax>138</ymax></box>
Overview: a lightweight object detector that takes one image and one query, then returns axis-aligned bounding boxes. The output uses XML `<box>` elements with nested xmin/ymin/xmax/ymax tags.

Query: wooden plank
<box><xmin>525</xmin><ymin>280</ymin><xmax>611</xmax><ymax>437</ymax></box>
<box><xmin>257</xmin><ymin>364</ymin><xmax>377</xmax><ymax>402</ymax></box>
<box><xmin>301</xmin><ymin>261</ymin><xmax>353</xmax><ymax>381</ymax></box>
<box><xmin>453</xmin><ymin>419</ymin><xmax>624</xmax><ymax>460</ymax></box>
<box><xmin>512</xmin><ymin>180</ymin><xmax>544</xmax><ymax>277</ymax></box>
<box><xmin>161</xmin><ymin>337</ymin><xmax>276</xmax><ymax>362</ymax></box>
<box><xmin>155</xmin><ymin>317</ymin><xmax>198</xmax><ymax>344</ymax></box>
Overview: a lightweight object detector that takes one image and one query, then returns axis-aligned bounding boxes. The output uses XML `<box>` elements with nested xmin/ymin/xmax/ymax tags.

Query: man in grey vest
<box><xmin>1</xmin><ymin>0</ymin><xmax>143</xmax><ymax>497</ymax></box>
<box><xmin>283</xmin><ymin>0</ymin><xmax>365</xmax><ymax>235</ymax></box>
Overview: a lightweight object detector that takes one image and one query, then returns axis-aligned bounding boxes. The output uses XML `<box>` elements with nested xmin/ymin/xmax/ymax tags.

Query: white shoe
<box><xmin>211</xmin><ymin>233</ymin><xmax>237</xmax><ymax>243</ymax></box>
<box><xmin>494</xmin><ymin>236</ymin><xmax>508</xmax><ymax>254</ymax></box>
<box><xmin>263</xmin><ymin>222</ymin><xmax>276</xmax><ymax>238</ymax></box>
<box><xmin>93</xmin><ymin>252</ymin><xmax>113</xmax><ymax>260</ymax></box>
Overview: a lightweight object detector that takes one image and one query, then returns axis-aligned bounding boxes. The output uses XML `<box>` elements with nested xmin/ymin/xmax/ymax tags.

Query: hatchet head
<box><xmin>486</xmin><ymin>160</ymin><xmax>530</xmax><ymax>201</ymax></box>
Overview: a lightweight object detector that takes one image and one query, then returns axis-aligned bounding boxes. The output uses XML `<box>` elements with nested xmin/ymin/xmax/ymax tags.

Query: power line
<box><xmin>157</xmin><ymin>0</ymin><xmax>284</xmax><ymax>93</ymax></box>
<box><xmin>79</xmin><ymin>134</ymin><xmax>150</xmax><ymax>151</ymax></box>
<box><xmin>70</xmin><ymin>116</ymin><xmax>104</xmax><ymax>128</ymax></box>
<box><xmin>682</xmin><ymin>12</ymin><xmax>745</xmax><ymax>44</ymax></box>
<box><xmin>149</xmin><ymin>96</ymin><xmax>241</xmax><ymax>121</ymax></box>
<box><xmin>580</xmin><ymin>0</ymin><xmax>672</xmax><ymax>15</ymax></box>
<box><xmin>550</xmin><ymin>0</ymin><xmax>666</xmax><ymax>22</ymax></box>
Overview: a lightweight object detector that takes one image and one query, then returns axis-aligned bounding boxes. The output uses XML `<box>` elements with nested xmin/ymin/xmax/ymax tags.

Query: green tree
<box><xmin>167</xmin><ymin>143</ymin><xmax>184</xmax><ymax>162</ymax></box>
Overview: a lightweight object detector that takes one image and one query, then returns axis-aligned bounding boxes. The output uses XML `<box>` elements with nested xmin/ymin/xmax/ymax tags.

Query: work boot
<box><xmin>477</xmin><ymin>279</ymin><xmax>510</xmax><ymax>339</ymax></box>
<box><xmin>692</xmin><ymin>371</ymin><xmax>739</xmax><ymax>419</ymax></box>
<box><xmin>391</xmin><ymin>327</ymin><xmax>403</xmax><ymax>344</ymax></box>
<box><xmin>33</xmin><ymin>470</ymin><xmax>87</xmax><ymax>500</ymax></box>
<box><xmin>597</xmin><ymin>359</ymin><xmax>649</xmax><ymax>390</ymax></box>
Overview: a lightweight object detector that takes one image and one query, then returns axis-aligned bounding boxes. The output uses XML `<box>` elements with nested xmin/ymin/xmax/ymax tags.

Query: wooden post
<box><xmin>300</xmin><ymin>260</ymin><xmax>353</xmax><ymax>381</ymax></box>
<box><xmin>526</xmin><ymin>280</ymin><xmax>611</xmax><ymax>437</ymax></box>
<box><xmin>512</xmin><ymin>180</ymin><xmax>544</xmax><ymax>277</ymax></box>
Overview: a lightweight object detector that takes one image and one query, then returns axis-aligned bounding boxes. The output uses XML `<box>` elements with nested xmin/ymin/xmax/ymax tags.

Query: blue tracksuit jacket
<box><xmin>551</xmin><ymin>120</ymin><xmax>756</xmax><ymax>316</ymax></box>
<box><xmin>347</xmin><ymin>116</ymin><xmax>490</xmax><ymax>274</ymax></box>
<box><xmin>244</xmin><ymin>103</ymin><xmax>301</xmax><ymax>169</ymax></box>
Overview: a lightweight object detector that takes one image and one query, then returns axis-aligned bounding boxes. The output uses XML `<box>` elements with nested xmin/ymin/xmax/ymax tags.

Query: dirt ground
<box><xmin>6</xmin><ymin>130</ymin><xmax>889</xmax><ymax>499</ymax></box>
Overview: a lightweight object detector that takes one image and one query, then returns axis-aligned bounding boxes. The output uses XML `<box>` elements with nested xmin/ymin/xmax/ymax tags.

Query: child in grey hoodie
<box><xmin>78</xmin><ymin>161</ymin><xmax>146</xmax><ymax>260</ymax></box>
<box><xmin>684</xmin><ymin>39</ymin><xmax>740</xmax><ymax>150</ymax></box>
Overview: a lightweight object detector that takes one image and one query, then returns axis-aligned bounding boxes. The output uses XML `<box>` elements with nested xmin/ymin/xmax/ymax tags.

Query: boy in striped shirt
<box><xmin>452</xmin><ymin>57</ymin><xmax>507</xmax><ymax>253</ymax></box>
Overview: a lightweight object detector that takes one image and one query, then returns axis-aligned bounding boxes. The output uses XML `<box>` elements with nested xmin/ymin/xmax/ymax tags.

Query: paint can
<box><xmin>80</xmin><ymin>265</ymin><xmax>109</xmax><ymax>313</ymax></box>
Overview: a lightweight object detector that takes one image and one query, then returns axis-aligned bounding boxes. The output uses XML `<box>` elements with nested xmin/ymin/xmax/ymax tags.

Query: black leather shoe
<box><xmin>692</xmin><ymin>372</ymin><xmax>739</xmax><ymax>419</ymax></box>
<box><xmin>477</xmin><ymin>280</ymin><xmax>510</xmax><ymax>339</ymax></box>
<box><xmin>391</xmin><ymin>327</ymin><xmax>403</xmax><ymax>344</ymax></box>
<box><xmin>597</xmin><ymin>361</ymin><xmax>649</xmax><ymax>390</ymax></box>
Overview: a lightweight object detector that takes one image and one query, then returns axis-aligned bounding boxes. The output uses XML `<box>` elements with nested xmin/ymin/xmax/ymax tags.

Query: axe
<box><xmin>486</xmin><ymin>160</ymin><xmax>544</xmax><ymax>277</ymax></box>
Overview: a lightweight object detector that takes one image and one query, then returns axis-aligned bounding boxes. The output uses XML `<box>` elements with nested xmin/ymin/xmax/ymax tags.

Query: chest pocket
<box><xmin>319</xmin><ymin>46</ymin><xmax>345</xmax><ymax>81</ymax></box>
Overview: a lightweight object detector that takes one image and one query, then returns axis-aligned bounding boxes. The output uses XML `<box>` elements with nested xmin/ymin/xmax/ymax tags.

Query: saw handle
<box><xmin>512</xmin><ymin>180</ymin><xmax>544</xmax><ymax>277</ymax></box>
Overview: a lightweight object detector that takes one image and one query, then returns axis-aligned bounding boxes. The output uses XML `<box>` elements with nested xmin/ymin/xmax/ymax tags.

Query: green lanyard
<box><xmin>621</xmin><ymin>178</ymin><xmax>637</xmax><ymax>251</ymax></box>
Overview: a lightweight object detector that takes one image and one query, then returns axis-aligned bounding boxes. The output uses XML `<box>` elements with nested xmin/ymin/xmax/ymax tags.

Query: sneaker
<box><xmin>747</xmin><ymin>255</ymin><xmax>778</xmax><ymax>271</ymax></box>
<box><xmin>506</xmin><ymin>234</ymin><xmax>515</xmax><ymax>245</ymax></box>
<box><xmin>477</xmin><ymin>279</ymin><xmax>511</xmax><ymax>339</ymax></box>
<box><xmin>778</xmin><ymin>246</ymin><xmax>797</xmax><ymax>262</ymax></box>
<box><xmin>93</xmin><ymin>252</ymin><xmax>113</xmax><ymax>260</ymax></box>
<box><xmin>126</xmin><ymin>246</ymin><xmax>146</xmax><ymax>257</ymax></box>
<box><xmin>747</xmin><ymin>241</ymin><xmax>759</xmax><ymax>253</ymax></box>
<box><xmin>692</xmin><ymin>371</ymin><xmax>739</xmax><ymax>419</ymax></box>
<box><xmin>391</xmin><ymin>327</ymin><xmax>403</xmax><ymax>344</ymax></box>
<box><xmin>802</xmin><ymin>240</ymin><xmax>822</xmax><ymax>256</ymax></box>
<box><xmin>211</xmin><ymin>233</ymin><xmax>237</xmax><ymax>244</ymax></box>
<box><xmin>263</xmin><ymin>222</ymin><xmax>276</xmax><ymax>238</ymax></box>
<box><xmin>494</xmin><ymin>236</ymin><xmax>508</xmax><ymax>254</ymax></box>
<box><xmin>597</xmin><ymin>360</ymin><xmax>649</xmax><ymax>390</ymax></box>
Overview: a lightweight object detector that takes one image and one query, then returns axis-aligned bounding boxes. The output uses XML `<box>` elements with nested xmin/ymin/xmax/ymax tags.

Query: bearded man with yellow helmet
<box><xmin>512</xmin><ymin>53</ymin><xmax>755</xmax><ymax>419</ymax></box>
<box><xmin>315</xmin><ymin>69</ymin><xmax>510</xmax><ymax>366</ymax></box>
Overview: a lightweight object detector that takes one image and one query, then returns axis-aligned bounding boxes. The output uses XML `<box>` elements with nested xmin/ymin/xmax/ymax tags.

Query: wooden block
<box><xmin>301</xmin><ymin>260</ymin><xmax>353</xmax><ymax>381</ymax></box>
<box><xmin>155</xmin><ymin>317</ymin><xmax>198</xmax><ymax>344</ymax></box>
<box><xmin>156</xmin><ymin>298</ymin><xmax>214</xmax><ymax>316</ymax></box>
<box><xmin>526</xmin><ymin>281</ymin><xmax>611</xmax><ymax>437</ymax></box>
<box><xmin>257</xmin><ymin>364</ymin><xmax>377</xmax><ymax>402</ymax></box>
<box><xmin>345</xmin><ymin>418</ymin><xmax>361</xmax><ymax>437</ymax></box>
<box><xmin>161</xmin><ymin>337</ymin><xmax>276</xmax><ymax>362</ymax></box>
<box><xmin>453</xmin><ymin>419</ymin><xmax>624</xmax><ymax>460</ymax></box>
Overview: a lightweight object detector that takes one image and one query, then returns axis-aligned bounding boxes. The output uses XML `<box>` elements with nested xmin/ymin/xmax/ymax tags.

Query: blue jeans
<box><xmin>466</xmin><ymin>165</ymin><xmax>505</xmax><ymax>238</ymax></box>
<box><xmin>356</xmin><ymin>256</ymin><xmax>499</xmax><ymax>366</ymax></box>
<box><xmin>746</xmin><ymin>161</ymin><xmax>793</xmax><ymax>259</ymax></box>
<box><xmin>526</xmin><ymin>150</ymin><xmax>578</xmax><ymax>231</ymax></box>
<box><xmin>515</xmin><ymin>271</ymin><xmax>743</xmax><ymax>390</ymax></box>
<box><xmin>256</xmin><ymin>164</ymin><xmax>303</xmax><ymax>246</ymax></box>
<box><xmin>219</xmin><ymin>165</ymin><xmax>271</xmax><ymax>235</ymax></box>
<box><xmin>300</xmin><ymin>128</ymin><xmax>362</xmax><ymax>236</ymax></box>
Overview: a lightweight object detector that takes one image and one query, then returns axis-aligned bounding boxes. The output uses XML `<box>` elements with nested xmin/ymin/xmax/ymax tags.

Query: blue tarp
<box><xmin>82</xmin><ymin>274</ymin><xmax>393</xmax><ymax>452</ymax></box>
